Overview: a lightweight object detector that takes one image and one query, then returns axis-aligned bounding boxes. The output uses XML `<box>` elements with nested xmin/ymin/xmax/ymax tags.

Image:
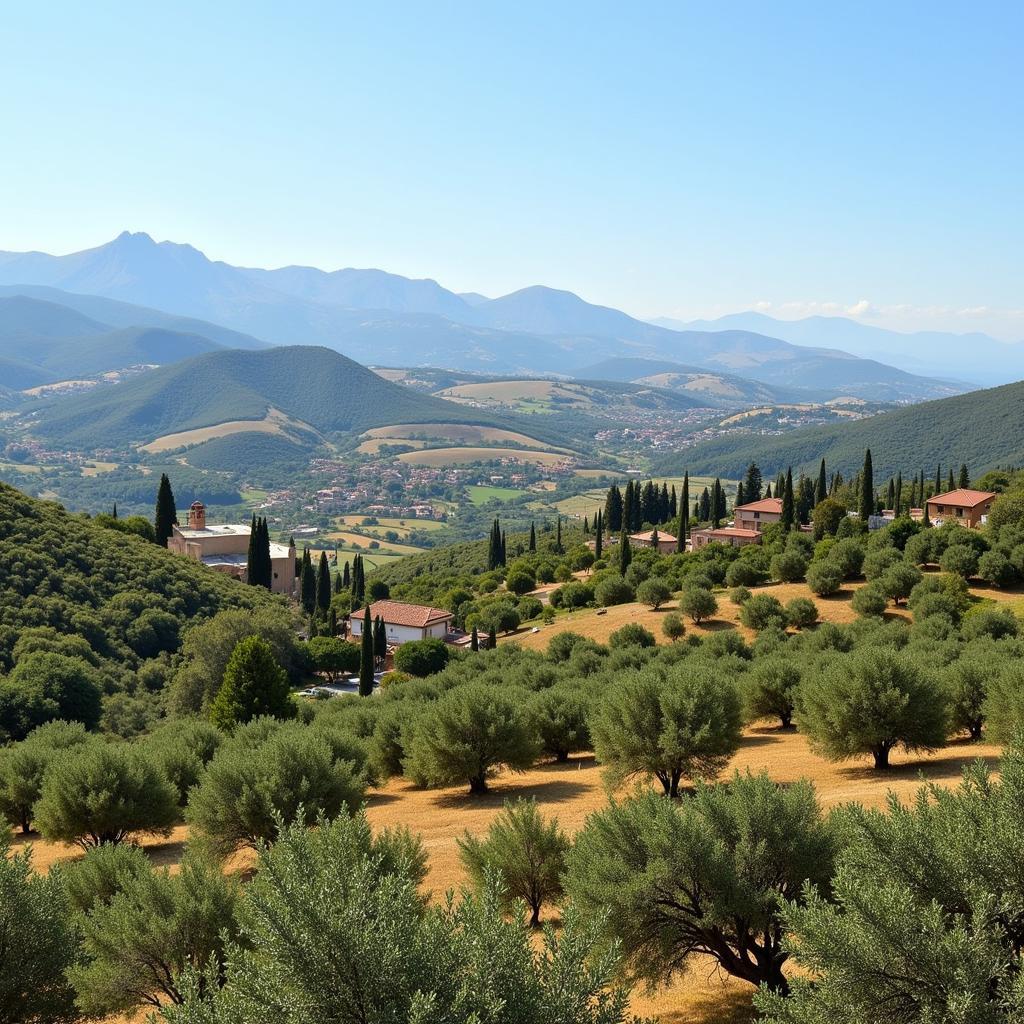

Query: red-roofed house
<box><xmin>629</xmin><ymin>529</ymin><xmax>678</xmax><ymax>554</ymax></box>
<box><xmin>925</xmin><ymin>489</ymin><xmax>998</xmax><ymax>528</ymax></box>
<box><xmin>733</xmin><ymin>497</ymin><xmax>784</xmax><ymax>533</ymax></box>
<box><xmin>350</xmin><ymin>600</ymin><xmax>454</xmax><ymax>645</ymax></box>
<box><xmin>690</xmin><ymin>526</ymin><xmax>763</xmax><ymax>550</ymax></box>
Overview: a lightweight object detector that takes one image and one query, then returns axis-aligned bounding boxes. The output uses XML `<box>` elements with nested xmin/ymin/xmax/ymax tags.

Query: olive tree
<box><xmin>591</xmin><ymin>665</ymin><xmax>741</xmax><ymax>797</ymax></box>
<box><xmin>796</xmin><ymin>648</ymin><xmax>947</xmax><ymax>768</ymax></box>
<box><xmin>636</xmin><ymin>578</ymin><xmax>671</xmax><ymax>610</ymax></box>
<box><xmin>403</xmin><ymin>683</ymin><xmax>540</xmax><ymax>794</ymax></box>
<box><xmin>745</xmin><ymin>658</ymin><xmax>802</xmax><ymax>729</ymax></box>
<box><xmin>679</xmin><ymin>587</ymin><xmax>717</xmax><ymax>624</ymax></box>
<box><xmin>567</xmin><ymin>772</ymin><xmax>836</xmax><ymax>995</ymax></box>
<box><xmin>530</xmin><ymin>686</ymin><xmax>590</xmax><ymax>762</ymax></box>
<box><xmin>458</xmin><ymin>798</ymin><xmax>570</xmax><ymax>927</ymax></box>
<box><xmin>34</xmin><ymin>742</ymin><xmax>179</xmax><ymax>849</ymax></box>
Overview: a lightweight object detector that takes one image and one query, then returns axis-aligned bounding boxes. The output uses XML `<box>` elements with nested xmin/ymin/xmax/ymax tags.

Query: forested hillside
<box><xmin>661</xmin><ymin>378</ymin><xmax>1024</xmax><ymax>480</ymax></box>
<box><xmin>0</xmin><ymin>482</ymin><xmax>295</xmax><ymax>739</ymax></box>
<box><xmin>28</xmin><ymin>345</ymin><xmax>542</xmax><ymax>449</ymax></box>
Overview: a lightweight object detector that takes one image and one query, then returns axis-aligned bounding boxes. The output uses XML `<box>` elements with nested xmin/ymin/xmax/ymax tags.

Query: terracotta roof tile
<box><xmin>362</xmin><ymin>600</ymin><xmax>452</xmax><ymax>629</ymax></box>
<box><xmin>927</xmin><ymin>488</ymin><xmax>997</xmax><ymax>508</ymax></box>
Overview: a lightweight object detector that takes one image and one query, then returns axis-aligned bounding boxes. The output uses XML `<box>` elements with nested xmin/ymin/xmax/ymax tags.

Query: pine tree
<box><xmin>860</xmin><ymin>449</ymin><xmax>874</xmax><ymax>522</ymax></box>
<box><xmin>316</xmin><ymin>551</ymin><xmax>331</xmax><ymax>614</ymax></box>
<box><xmin>958</xmin><ymin>463</ymin><xmax>969</xmax><ymax>488</ymax></box>
<box><xmin>815</xmin><ymin>459</ymin><xmax>827</xmax><ymax>506</ymax></box>
<box><xmin>594</xmin><ymin>510</ymin><xmax>603</xmax><ymax>560</ymax></box>
<box><xmin>470</xmin><ymin>626</ymin><xmax>479</xmax><ymax>652</ymax></box>
<box><xmin>358</xmin><ymin>607</ymin><xmax>374</xmax><ymax>697</ymax></box>
<box><xmin>781</xmin><ymin>468</ymin><xmax>795</xmax><ymax>532</ymax></box>
<box><xmin>154</xmin><ymin>474</ymin><xmax>178</xmax><ymax>547</ymax></box>
<box><xmin>529</xmin><ymin>521</ymin><xmax>536</xmax><ymax>551</ymax></box>
<box><xmin>210</xmin><ymin>636</ymin><xmax>291</xmax><ymax>731</ymax></box>
<box><xmin>618</xmin><ymin>530</ymin><xmax>632</xmax><ymax>574</ymax></box>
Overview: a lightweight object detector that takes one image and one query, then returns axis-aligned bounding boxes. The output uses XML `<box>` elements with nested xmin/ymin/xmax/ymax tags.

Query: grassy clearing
<box><xmin>362</xmin><ymin>423</ymin><xmax>555</xmax><ymax>450</ymax></box>
<box><xmin>0</xmin><ymin>461</ymin><xmax>42</xmax><ymax>474</ymax></box>
<box><xmin>324</xmin><ymin>530</ymin><xmax>427</xmax><ymax>556</ymax></box>
<box><xmin>139</xmin><ymin>408</ymin><xmax>313</xmax><ymax>453</ymax></box>
<box><xmin>396</xmin><ymin>447</ymin><xmax>570</xmax><ymax>468</ymax></box>
<box><xmin>466</xmin><ymin>484</ymin><xmax>529</xmax><ymax>505</ymax></box>
<box><xmin>81</xmin><ymin>460</ymin><xmax>117</xmax><ymax>477</ymax></box>
<box><xmin>554</xmin><ymin>477</ymin><xmax>730</xmax><ymax>521</ymax></box>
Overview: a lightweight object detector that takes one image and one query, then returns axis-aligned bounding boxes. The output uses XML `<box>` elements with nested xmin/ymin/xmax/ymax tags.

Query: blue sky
<box><xmin>2</xmin><ymin>2</ymin><xmax>1021</xmax><ymax>337</ymax></box>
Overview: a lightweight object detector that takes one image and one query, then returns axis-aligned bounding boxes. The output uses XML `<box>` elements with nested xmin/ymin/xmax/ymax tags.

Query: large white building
<box><xmin>350</xmin><ymin>600</ymin><xmax>454</xmax><ymax>646</ymax></box>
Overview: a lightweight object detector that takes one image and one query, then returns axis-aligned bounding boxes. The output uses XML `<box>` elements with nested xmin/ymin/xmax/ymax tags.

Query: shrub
<box><xmin>862</xmin><ymin>548</ymin><xmax>904</xmax><ymax>580</ymax></box>
<box><xmin>943</xmin><ymin>658</ymin><xmax>988</xmax><ymax>740</ymax></box>
<box><xmin>34</xmin><ymin>742</ymin><xmax>179</xmax><ymax>849</ymax></box>
<box><xmin>591</xmin><ymin>665</ymin><xmax>742</xmax><ymax>796</ymax></box>
<box><xmin>64</xmin><ymin>841</ymin><xmax>152</xmax><ymax>917</ymax></box>
<box><xmin>878</xmin><ymin>562</ymin><xmax>922</xmax><ymax>606</ymax></box>
<box><xmin>785</xmin><ymin>597</ymin><xmax>818</xmax><ymax>630</ymax></box>
<box><xmin>740</xmin><ymin>594</ymin><xmax>787</xmax><ymax>632</ymax></box>
<box><xmin>985</xmin><ymin>664</ymin><xmax>1024</xmax><ymax>743</ymax></box>
<box><xmin>594</xmin><ymin>575</ymin><xmax>634</xmax><ymax>608</ymax></box>
<box><xmin>851</xmin><ymin>583</ymin><xmax>888</xmax><ymax>617</ymax></box>
<box><xmin>307</xmin><ymin>637</ymin><xmax>360</xmax><ymax>682</ymax></box>
<box><xmin>554</xmin><ymin>581</ymin><xmax>595</xmax><ymax>610</ymax></box>
<box><xmin>806</xmin><ymin>561</ymin><xmax>842</xmax><ymax>597</ymax></box>
<box><xmin>679</xmin><ymin>588</ymin><xmax>718</xmax><ymax>624</ymax></box>
<box><xmin>661</xmin><ymin>613</ymin><xmax>686</xmax><ymax>643</ymax></box>
<box><xmin>978</xmin><ymin>550</ymin><xmax>1017</xmax><ymax>588</ymax></box>
<box><xmin>0</xmin><ymin>651</ymin><xmax>103</xmax><ymax>741</ymax></box>
<box><xmin>608</xmin><ymin>623</ymin><xmax>657</xmax><ymax>648</ymax></box>
<box><xmin>547</xmin><ymin>632</ymin><xmax>589</xmax><ymax>662</ymax></box>
<box><xmin>636</xmin><ymin>578</ymin><xmax>672</xmax><ymax>610</ymax></box>
<box><xmin>505</xmin><ymin>568</ymin><xmax>537</xmax><ymax>596</ymax></box>
<box><xmin>403</xmin><ymin>684</ymin><xmax>540</xmax><ymax>794</ymax></box>
<box><xmin>725</xmin><ymin>561</ymin><xmax>762</xmax><ymax>588</ymax></box>
<box><xmin>961</xmin><ymin>607</ymin><xmax>1019</xmax><ymax>641</ymax></box>
<box><xmin>730</xmin><ymin>585</ymin><xmax>752</xmax><ymax>605</ymax></box>
<box><xmin>517</xmin><ymin>595</ymin><xmax>543</xmax><ymax>621</ymax></box>
<box><xmin>393</xmin><ymin>638</ymin><xmax>449</xmax><ymax>677</ymax></box>
<box><xmin>829</xmin><ymin>539</ymin><xmax>866</xmax><ymax>579</ymax></box>
<box><xmin>797</xmin><ymin>648</ymin><xmax>947</xmax><ymax>768</ymax></box>
<box><xmin>940</xmin><ymin>543</ymin><xmax>980</xmax><ymax>578</ymax></box>
<box><xmin>771</xmin><ymin>550</ymin><xmax>807</xmax><ymax>584</ymax></box>
<box><xmin>459</xmin><ymin>798</ymin><xmax>570</xmax><ymax>927</ymax></box>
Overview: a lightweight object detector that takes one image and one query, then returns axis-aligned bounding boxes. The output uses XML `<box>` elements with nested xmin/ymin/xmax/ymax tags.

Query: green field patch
<box><xmin>466</xmin><ymin>484</ymin><xmax>528</xmax><ymax>505</ymax></box>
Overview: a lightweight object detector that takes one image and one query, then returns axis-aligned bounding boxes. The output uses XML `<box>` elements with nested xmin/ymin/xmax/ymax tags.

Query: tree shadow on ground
<box><xmin>649</xmin><ymin>986</ymin><xmax>756</xmax><ymax>1024</ymax></box>
<box><xmin>836</xmin><ymin>747</ymin><xmax>1000</xmax><ymax>786</ymax></box>
<box><xmin>431</xmin><ymin>776</ymin><xmax>591</xmax><ymax>810</ymax></box>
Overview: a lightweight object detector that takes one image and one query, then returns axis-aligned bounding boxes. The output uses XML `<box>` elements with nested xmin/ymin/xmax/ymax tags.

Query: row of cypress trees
<box><xmin>604</xmin><ymin>479</ymin><xmax>678</xmax><ymax>534</ymax></box>
<box><xmin>246</xmin><ymin>516</ymin><xmax>274</xmax><ymax>589</ymax></box>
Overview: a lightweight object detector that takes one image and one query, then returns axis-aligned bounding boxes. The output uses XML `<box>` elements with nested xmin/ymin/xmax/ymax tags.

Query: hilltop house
<box><xmin>350</xmin><ymin>600</ymin><xmax>454</xmax><ymax>646</ymax></box>
<box><xmin>629</xmin><ymin>529</ymin><xmax>677</xmax><ymax>554</ymax></box>
<box><xmin>167</xmin><ymin>502</ymin><xmax>296</xmax><ymax>595</ymax></box>
<box><xmin>690</xmin><ymin>526</ymin><xmax>762</xmax><ymax>550</ymax></box>
<box><xmin>925</xmin><ymin>488</ymin><xmax>998</xmax><ymax>528</ymax></box>
<box><xmin>733</xmin><ymin>497</ymin><xmax>783</xmax><ymax>532</ymax></box>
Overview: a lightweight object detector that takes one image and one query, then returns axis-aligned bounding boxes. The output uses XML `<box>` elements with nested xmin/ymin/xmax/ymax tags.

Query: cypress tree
<box><xmin>895</xmin><ymin>472</ymin><xmax>903</xmax><ymax>515</ymax></box>
<box><xmin>488</xmin><ymin>625</ymin><xmax>498</xmax><ymax>650</ymax></box>
<box><xmin>699</xmin><ymin>487</ymin><xmax>711</xmax><ymax>523</ymax></box>
<box><xmin>343</xmin><ymin>561</ymin><xmax>351</xmax><ymax>590</ymax></box>
<box><xmin>374</xmin><ymin>615</ymin><xmax>387</xmax><ymax>666</ymax></box>
<box><xmin>605</xmin><ymin>485</ymin><xmax>623</xmax><ymax>533</ymax></box>
<box><xmin>622</xmin><ymin>482</ymin><xmax>634</xmax><ymax>534</ymax></box>
<box><xmin>258</xmin><ymin>518</ymin><xmax>272</xmax><ymax>590</ymax></box>
<box><xmin>529</xmin><ymin>521</ymin><xmax>536</xmax><ymax>552</ymax></box>
<box><xmin>947</xmin><ymin>467</ymin><xmax>956</xmax><ymax>491</ymax></box>
<box><xmin>618</xmin><ymin>530</ymin><xmax>632</xmax><ymax>574</ymax></box>
<box><xmin>334</xmin><ymin>572</ymin><xmax>342</xmax><ymax>595</ymax></box>
<box><xmin>860</xmin><ymin>449</ymin><xmax>874</xmax><ymax>522</ymax></box>
<box><xmin>300</xmin><ymin>549</ymin><xmax>315</xmax><ymax>613</ymax></box>
<box><xmin>735</xmin><ymin>482</ymin><xmax>745</xmax><ymax>508</ymax></box>
<box><xmin>669</xmin><ymin>484</ymin><xmax>677</xmax><ymax>521</ymax></box>
<box><xmin>815</xmin><ymin>459</ymin><xmax>827</xmax><ymax>506</ymax></box>
<box><xmin>678</xmin><ymin>471</ymin><xmax>689</xmax><ymax>553</ymax></box>
<box><xmin>501</xmin><ymin>530</ymin><xmax>507</xmax><ymax>565</ymax></box>
<box><xmin>112</xmin><ymin>502</ymin><xmax>117</xmax><ymax>520</ymax></box>
<box><xmin>555</xmin><ymin>517</ymin><xmax>562</xmax><ymax>553</ymax></box>
<box><xmin>316</xmin><ymin>551</ymin><xmax>331</xmax><ymax>614</ymax></box>
<box><xmin>358</xmin><ymin>607</ymin><xmax>374</xmax><ymax>697</ymax></box>
<box><xmin>594</xmin><ymin>510</ymin><xmax>603</xmax><ymax>560</ymax></box>
<box><xmin>154</xmin><ymin>473</ymin><xmax>178</xmax><ymax>547</ymax></box>
<box><xmin>958</xmin><ymin>463</ymin><xmax>969</xmax><ymax>488</ymax></box>
<box><xmin>470</xmin><ymin>626</ymin><xmax>479</xmax><ymax>652</ymax></box>
<box><xmin>743</xmin><ymin>463</ymin><xmax>763</xmax><ymax>503</ymax></box>
<box><xmin>583</xmin><ymin>514</ymin><xmax>589</xmax><ymax>533</ymax></box>
<box><xmin>329</xmin><ymin>607</ymin><xmax>337</xmax><ymax>637</ymax></box>
<box><xmin>781</xmin><ymin>468</ymin><xmax>795</xmax><ymax>532</ymax></box>
<box><xmin>797</xmin><ymin>474</ymin><xmax>815</xmax><ymax>524</ymax></box>
<box><xmin>886</xmin><ymin>478</ymin><xmax>895</xmax><ymax>511</ymax></box>
<box><xmin>935</xmin><ymin>464</ymin><xmax>942</xmax><ymax>494</ymax></box>
<box><xmin>909</xmin><ymin>475</ymin><xmax>918</xmax><ymax>510</ymax></box>
<box><xmin>246</xmin><ymin>514</ymin><xmax>259</xmax><ymax>586</ymax></box>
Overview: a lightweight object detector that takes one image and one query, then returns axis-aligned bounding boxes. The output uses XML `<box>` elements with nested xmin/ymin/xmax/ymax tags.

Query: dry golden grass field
<box><xmin>139</xmin><ymin>407</ymin><xmax>313</xmax><ymax>453</ymax></box>
<box><xmin>360</xmin><ymin>422</ymin><xmax>557</xmax><ymax>450</ymax></box>
<box><xmin>14</xmin><ymin>576</ymin><xmax>1023</xmax><ymax>1023</ymax></box>
<box><xmin>395</xmin><ymin>446</ymin><xmax>570</xmax><ymax>467</ymax></box>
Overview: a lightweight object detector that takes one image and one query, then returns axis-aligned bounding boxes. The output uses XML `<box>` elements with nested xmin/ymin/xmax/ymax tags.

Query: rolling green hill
<box><xmin>29</xmin><ymin>345</ymin><xmax>554</xmax><ymax>450</ymax></box>
<box><xmin>657</xmin><ymin>378</ymin><xmax>1024</xmax><ymax>480</ymax></box>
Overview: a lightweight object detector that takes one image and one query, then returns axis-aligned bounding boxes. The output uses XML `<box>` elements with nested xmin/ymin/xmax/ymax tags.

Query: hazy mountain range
<box><xmin>655</xmin><ymin>312</ymin><xmax>1023</xmax><ymax>386</ymax></box>
<box><xmin>0</xmin><ymin>232</ymin><xmax>986</xmax><ymax>401</ymax></box>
